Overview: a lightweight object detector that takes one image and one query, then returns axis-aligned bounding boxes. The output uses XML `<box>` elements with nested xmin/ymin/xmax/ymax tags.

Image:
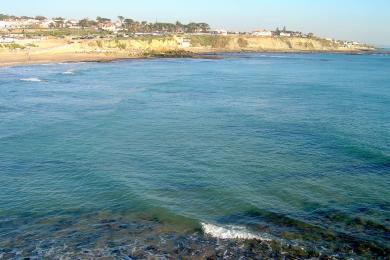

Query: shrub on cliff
<box><xmin>238</xmin><ymin>38</ymin><xmax>248</xmax><ymax>48</ymax></box>
<box><xmin>190</xmin><ymin>35</ymin><xmax>230</xmax><ymax>48</ymax></box>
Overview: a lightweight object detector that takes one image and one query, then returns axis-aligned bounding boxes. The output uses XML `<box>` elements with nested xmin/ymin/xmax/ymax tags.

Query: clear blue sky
<box><xmin>1</xmin><ymin>0</ymin><xmax>389</xmax><ymax>46</ymax></box>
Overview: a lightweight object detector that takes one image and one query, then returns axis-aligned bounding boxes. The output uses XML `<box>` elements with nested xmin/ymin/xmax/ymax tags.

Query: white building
<box><xmin>0</xmin><ymin>21</ymin><xmax>8</xmax><ymax>30</ymax></box>
<box><xmin>279</xmin><ymin>32</ymin><xmax>291</xmax><ymax>37</ymax></box>
<box><xmin>98</xmin><ymin>22</ymin><xmax>117</xmax><ymax>32</ymax></box>
<box><xmin>0</xmin><ymin>21</ymin><xmax>19</xmax><ymax>30</ymax></box>
<box><xmin>66</xmin><ymin>19</ymin><xmax>80</xmax><ymax>29</ymax></box>
<box><xmin>0</xmin><ymin>19</ymin><xmax>48</xmax><ymax>30</ymax></box>
<box><xmin>210</xmin><ymin>29</ymin><xmax>228</xmax><ymax>36</ymax></box>
<box><xmin>252</xmin><ymin>29</ymin><xmax>272</xmax><ymax>37</ymax></box>
<box><xmin>0</xmin><ymin>36</ymin><xmax>15</xmax><ymax>43</ymax></box>
<box><xmin>115</xmin><ymin>21</ymin><xmax>123</xmax><ymax>29</ymax></box>
<box><xmin>40</xmin><ymin>20</ymin><xmax>55</xmax><ymax>28</ymax></box>
<box><xmin>176</xmin><ymin>37</ymin><xmax>191</xmax><ymax>48</ymax></box>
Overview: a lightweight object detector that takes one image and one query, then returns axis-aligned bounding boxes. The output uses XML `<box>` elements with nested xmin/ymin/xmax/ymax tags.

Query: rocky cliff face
<box><xmin>187</xmin><ymin>35</ymin><xmax>375</xmax><ymax>52</ymax></box>
<box><xmin>81</xmin><ymin>36</ymin><xmax>374</xmax><ymax>54</ymax></box>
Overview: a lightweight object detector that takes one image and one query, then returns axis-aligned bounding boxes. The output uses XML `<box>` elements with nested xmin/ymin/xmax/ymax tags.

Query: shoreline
<box><xmin>0</xmin><ymin>36</ymin><xmax>376</xmax><ymax>67</ymax></box>
<box><xmin>0</xmin><ymin>52</ymin><xmax>141</xmax><ymax>68</ymax></box>
<box><xmin>0</xmin><ymin>49</ymin><xmax>378</xmax><ymax>68</ymax></box>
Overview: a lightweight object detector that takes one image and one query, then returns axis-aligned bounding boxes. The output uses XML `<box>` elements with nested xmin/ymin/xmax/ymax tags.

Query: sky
<box><xmin>1</xmin><ymin>0</ymin><xmax>389</xmax><ymax>46</ymax></box>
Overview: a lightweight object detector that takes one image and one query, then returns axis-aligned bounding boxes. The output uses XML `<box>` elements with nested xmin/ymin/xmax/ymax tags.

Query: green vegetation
<box><xmin>303</xmin><ymin>42</ymin><xmax>315</xmax><ymax>48</ymax></box>
<box><xmin>121</xmin><ymin>19</ymin><xmax>210</xmax><ymax>34</ymax></box>
<box><xmin>280</xmin><ymin>37</ymin><xmax>293</xmax><ymax>48</ymax></box>
<box><xmin>0</xmin><ymin>13</ymin><xmax>21</xmax><ymax>20</ymax></box>
<box><xmin>15</xmin><ymin>28</ymin><xmax>111</xmax><ymax>38</ymax></box>
<box><xmin>53</xmin><ymin>17</ymin><xmax>65</xmax><ymax>28</ymax></box>
<box><xmin>143</xmin><ymin>49</ymin><xmax>195</xmax><ymax>58</ymax></box>
<box><xmin>1</xmin><ymin>13</ymin><xmax>210</xmax><ymax>34</ymax></box>
<box><xmin>114</xmin><ymin>39</ymin><xmax>127</xmax><ymax>49</ymax></box>
<box><xmin>25</xmin><ymin>43</ymin><xmax>38</xmax><ymax>48</ymax></box>
<box><xmin>237</xmin><ymin>37</ymin><xmax>248</xmax><ymax>48</ymax></box>
<box><xmin>190</xmin><ymin>35</ymin><xmax>231</xmax><ymax>48</ymax></box>
<box><xmin>318</xmin><ymin>38</ymin><xmax>338</xmax><ymax>48</ymax></box>
<box><xmin>0</xmin><ymin>43</ymin><xmax>26</xmax><ymax>50</ymax></box>
<box><xmin>79</xmin><ymin>19</ymin><xmax>98</xmax><ymax>29</ymax></box>
<box><xmin>96</xmin><ymin>40</ymin><xmax>103</xmax><ymax>48</ymax></box>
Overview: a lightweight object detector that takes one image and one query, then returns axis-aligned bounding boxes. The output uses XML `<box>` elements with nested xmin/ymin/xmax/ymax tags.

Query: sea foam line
<box><xmin>201</xmin><ymin>223</ymin><xmax>270</xmax><ymax>241</ymax></box>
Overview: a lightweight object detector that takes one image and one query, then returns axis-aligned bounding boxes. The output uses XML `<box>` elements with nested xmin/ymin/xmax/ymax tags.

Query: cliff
<box><xmin>76</xmin><ymin>35</ymin><xmax>375</xmax><ymax>54</ymax></box>
<box><xmin>188</xmin><ymin>35</ymin><xmax>375</xmax><ymax>52</ymax></box>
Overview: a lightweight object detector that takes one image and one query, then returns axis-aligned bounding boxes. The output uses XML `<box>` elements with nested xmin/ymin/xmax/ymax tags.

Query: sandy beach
<box><xmin>0</xmin><ymin>52</ymin><xmax>139</xmax><ymax>67</ymax></box>
<box><xmin>0</xmin><ymin>38</ymin><xmax>140</xmax><ymax>67</ymax></box>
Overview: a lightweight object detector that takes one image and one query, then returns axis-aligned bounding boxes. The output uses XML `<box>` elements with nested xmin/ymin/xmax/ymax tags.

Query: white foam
<box><xmin>62</xmin><ymin>70</ymin><xmax>74</xmax><ymax>75</ymax></box>
<box><xmin>201</xmin><ymin>223</ymin><xmax>270</xmax><ymax>241</ymax></box>
<box><xmin>20</xmin><ymin>77</ymin><xmax>42</xmax><ymax>82</ymax></box>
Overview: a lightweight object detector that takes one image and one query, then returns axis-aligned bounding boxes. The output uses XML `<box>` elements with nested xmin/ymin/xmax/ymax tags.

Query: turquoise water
<box><xmin>0</xmin><ymin>53</ymin><xmax>389</xmax><ymax>258</ymax></box>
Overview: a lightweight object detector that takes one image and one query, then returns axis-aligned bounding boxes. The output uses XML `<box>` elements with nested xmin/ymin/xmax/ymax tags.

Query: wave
<box><xmin>201</xmin><ymin>222</ymin><xmax>270</xmax><ymax>241</ymax></box>
<box><xmin>62</xmin><ymin>70</ymin><xmax>75</xmax><ymax>75</ymax></box>
<box><xmin>20</xmin><ymin>77</ymin><xmax>42</xmax><ymax>82</ymax></box>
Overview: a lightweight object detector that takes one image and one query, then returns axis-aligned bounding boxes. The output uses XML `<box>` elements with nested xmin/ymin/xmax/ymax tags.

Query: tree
<box><xmin>0</xmin><ymin>14</ymin><xmax>18</xmax><ymax>20</ymax></box>
<box><xmin>35</xmin><ymin>16</ymin><xmax>47</xmax><ymax>21</ymax></box>
<box><xmin>96</xmin><ymin>16</ymin><xmax>111</xmax><ymax>23</ymax></box>
<box><xmin>118</xmin><ymin>16</ymin><xmax>124</xmax><ymax>26</ymax></box>
<box><xmin>186</xmin><ymin>22</ymin><xmax>209</xmax><ymax>33</ymax></box>
<box><xmin>79</xmin><ymin>18</ymin><xmax>96</xmax><ymax>29</ymax></box>
<box><xmin>197</xmin><ymin>23</ymin><xmax>210</xmax><ymax>33</ymax></box>
<box><xmin>140</xmin><ymin>21</ymin><xmax>147</xmax><ymax>32</ymax></box>
<box><xmin>0</xmin><ymin>13</ymin><xmax>9</xmax><ymax>20</ymax></box>
<box><xmin>79</xmin><ymin>18</ymin><xmax>89</xmax><ymax>28</ymax></box>
<box><xmin>53</xmin><ymin>17</ymin><xmax>65</xmax><ymax>28</ymax></box>
<box><xmin>123</xmin><ymin>18</ymin><xmax>134</xmax><ymax>31</ymax></box>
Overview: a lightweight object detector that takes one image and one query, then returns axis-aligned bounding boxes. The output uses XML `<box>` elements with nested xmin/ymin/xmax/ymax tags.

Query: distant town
<box><xmin>0</xmin><ymin>13</ymin><xmax>361</xmax><ymax>47</ymax></box>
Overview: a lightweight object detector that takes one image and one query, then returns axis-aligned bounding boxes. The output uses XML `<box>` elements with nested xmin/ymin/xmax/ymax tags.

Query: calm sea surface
<box><xmin>0</xmin><ymin>53</ymin><xmax>389</xmax><ymax>258</ymax></box>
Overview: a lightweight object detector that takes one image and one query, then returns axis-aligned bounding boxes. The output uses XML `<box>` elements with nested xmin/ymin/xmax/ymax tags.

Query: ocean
<box><xmin>0</xmin><ymin>53</ymin><xmax>389</xmax><ymax>258</ymax></box>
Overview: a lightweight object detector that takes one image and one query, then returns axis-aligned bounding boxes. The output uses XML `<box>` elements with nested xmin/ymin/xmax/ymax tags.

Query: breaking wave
<box><xmin>201</xmin><ymin>223</ymin><xmax>270</xmax><ymax>241</ymax></box>
<box><xmin>20</xmin><ymin>77</ymin><xmax>42</xmax><ymax>82</ymax></box>
<box><xmin>62</xmin><ymin>70</ymin><xmax>75</xmax><ymax>75</ymax></box>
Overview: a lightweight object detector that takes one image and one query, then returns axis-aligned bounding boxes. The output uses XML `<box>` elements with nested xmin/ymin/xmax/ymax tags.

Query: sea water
<box><xmin>0</xmin><ymin>53</ymin><xmax>389</xmax><ymax>258</ymax></box>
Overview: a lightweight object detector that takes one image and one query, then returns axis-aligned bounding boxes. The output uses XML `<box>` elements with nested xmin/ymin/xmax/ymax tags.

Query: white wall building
<box><xmin>0</xmin><ymin>21</ymin><xmax>7</xmax><ymax>30</ymax></box>
<box><xmin>280</xmin><ymin>32</ymin><xmax>291</xmax><ymax>37</ymax></box>
<box><xmin>66</xmin><ymin>19</ymin><xmax>80</xmax><ymax>29</ymax></box>
<box><xmin>98</xmin><ymin>22</ymin><xmax>117</xmax><ymax>32</ymax></box>
<box><xmin>0</xmin><ymin>21</ymin><xmax>19</xmax><ymax>30</ymax></box>
<box><xmin>40</xmin><ymin>20</ymin><xmax>55</xmax><ymax>28</ymax></box>
<box><xmin>0</xmin><ymin>19</ymin><xmax>48</xmax><ymax>30</ymax></box>
<box><xmin>252</xmin><ymin>29</ymin><xmax>272</xmax><ymax>37</ymax></box>
<box><xmin>176</xmin><ymin>37</ymin><xmax>191</xmax><ymax>48</ymax></box>
<box><xmin>0</xmin><ymin>36</ymin><xmax>15</xmax><ymax>43</ymax></box>
<box><xmin>210</xmin><ymin>29</ymin><xmax>228</xmax><ymax>36</ymax></box>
